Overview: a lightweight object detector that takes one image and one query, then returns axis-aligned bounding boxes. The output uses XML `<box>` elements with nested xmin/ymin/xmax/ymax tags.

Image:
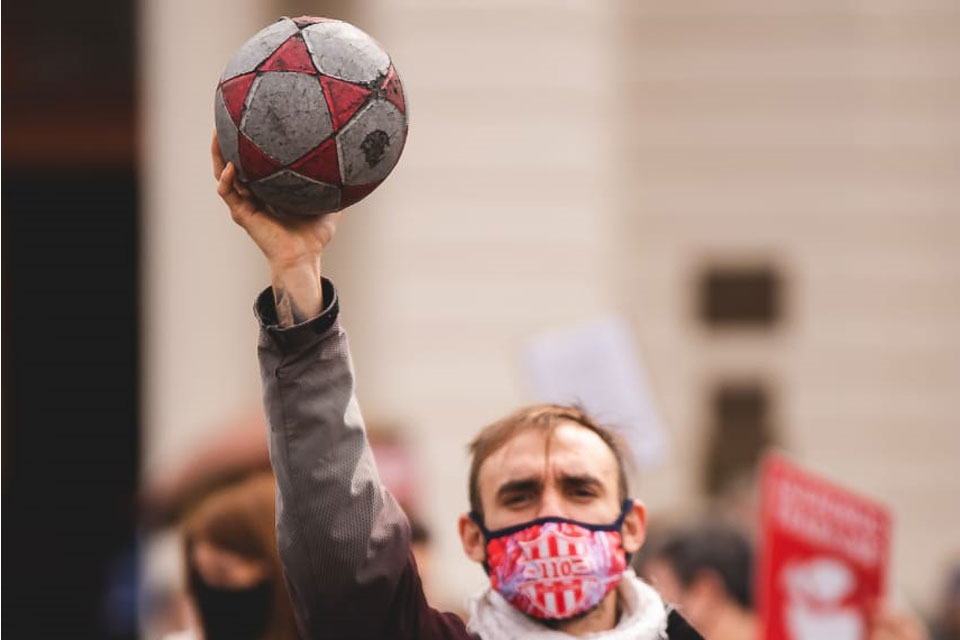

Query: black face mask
<box><xmin>190</xmin><ymin>571</ymin><xmax>273</xmax><ymax>640</ymax></box>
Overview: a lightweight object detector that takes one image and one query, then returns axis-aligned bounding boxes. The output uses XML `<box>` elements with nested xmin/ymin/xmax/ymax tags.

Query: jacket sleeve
<box><xmin>254</xmin><ymin>279</ymin><xmax>471</xmax><ymax>640</ymax></box>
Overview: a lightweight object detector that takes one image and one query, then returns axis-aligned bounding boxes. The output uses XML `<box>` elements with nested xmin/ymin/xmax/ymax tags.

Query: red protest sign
<box><xmin>758</xmin><ymin>454</ymin><xmax>892</xmax><ymax>640</ymax></box>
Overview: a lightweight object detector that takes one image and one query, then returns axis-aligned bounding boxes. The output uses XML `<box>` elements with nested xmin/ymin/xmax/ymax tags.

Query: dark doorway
<box><xmin>3</xmin><ymin>2</ymin><xmax>139</xmax><ymax>638</ymax></box>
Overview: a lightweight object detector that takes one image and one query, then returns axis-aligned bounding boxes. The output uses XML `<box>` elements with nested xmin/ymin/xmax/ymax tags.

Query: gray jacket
<box><xmin>254</xmin><ymin>280</ymin><xmax>701</xmax><ymax>640</ymax></box>
<box><xmin>255</xmin><ymin>280</ymin><xmax>468</xmax><ymax>639</ymax></box>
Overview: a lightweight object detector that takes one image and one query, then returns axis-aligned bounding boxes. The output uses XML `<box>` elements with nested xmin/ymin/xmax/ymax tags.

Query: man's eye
<box><xmin>502</xmin><ymin>494</ymin><xmax>529</xmax><ymax>506</ymax></box>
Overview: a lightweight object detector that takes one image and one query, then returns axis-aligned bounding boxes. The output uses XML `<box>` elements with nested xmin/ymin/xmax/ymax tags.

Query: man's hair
<box><xmin>467</xmin><ymin>403</ymin><xmax>630</xmax><ymax>517</ymax></box>
<box><xmin>656</xmin><ymin>523</ymin><xmax>754</xmax><ymax>609</ymax></box>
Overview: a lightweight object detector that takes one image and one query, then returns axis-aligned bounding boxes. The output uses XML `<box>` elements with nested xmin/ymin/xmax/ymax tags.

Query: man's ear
<box><xmin>458</xmin><ymin>513</ymin><xmax>486</xmax><ymax>564</ymax></box>
<box><xmin>621</xmin><ymin>500</ymin><xmax>648</xmax><ymax>555</ymax></box>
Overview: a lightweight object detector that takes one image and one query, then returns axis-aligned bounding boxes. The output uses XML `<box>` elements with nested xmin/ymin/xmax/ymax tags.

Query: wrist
<box><xmin>269</xmin><ymin>253</ymin><xmax>321</xmax><ymax>280</ymax></box>
<box><xmin>269</xmin><ymin>257</ymin><xmax>324</xmax><ymax>327</ymax></box>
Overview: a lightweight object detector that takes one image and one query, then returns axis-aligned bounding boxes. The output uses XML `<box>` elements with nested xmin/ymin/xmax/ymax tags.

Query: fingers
<box><xmin>216</xmin><ymin>162</ymin><xmax>240</xmax><ymax>205</ymax></box>
<box><xmin>217</xmin><ymin>163</ymin><xmax>252</xmax><ymax>224</ymax></box>
<box><xmin>212</xmin><ymin>134</ymin><xmax>254</xmax><ymax>200</ymax></box>
<box><xmin>211</xmin><ymin>131</ymin><xmax>226</xmax><ymax>180</ymax></box>
<box><xmin>215</xmin><ymin>160</ymin><xmax>235</xmax><ymax>196</ymax></box>
<box><xmin>323</xmin><ymin>211</ymin><xmax>344</xmax><ymax>231</ymax></box>
<box><xmin>310</xmin><ymin>210</ymin><xmax>343</xmax><ymax>248</ymax></box>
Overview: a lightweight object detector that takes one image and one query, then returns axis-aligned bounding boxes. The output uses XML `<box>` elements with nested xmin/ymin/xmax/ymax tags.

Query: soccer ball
<box><xmin>215</xmin><ymin>16</ymin><xmax>408</xmax><ymax>216</ymax></box>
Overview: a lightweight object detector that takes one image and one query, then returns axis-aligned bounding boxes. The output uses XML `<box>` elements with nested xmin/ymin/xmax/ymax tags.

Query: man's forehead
<box><xmin>478</xmin><ymin>421</ymin><xmax>619</xmax><ymax>485</ymax></box>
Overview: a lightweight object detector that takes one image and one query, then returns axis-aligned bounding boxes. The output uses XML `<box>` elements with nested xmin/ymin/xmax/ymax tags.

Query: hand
<box><xmin>869</xmin><ymin>602</ymin><xmax>929</xmax><ymax>640</ymax></box>
<box><xmin>211</xmin><ymin>133</ymin><xmax>341</xmax><ymax>271</ymax></box>
<box><xmin>212</xmin><ymin>133</ymin><xmax>343</xmax><ymax>325</ymax></box>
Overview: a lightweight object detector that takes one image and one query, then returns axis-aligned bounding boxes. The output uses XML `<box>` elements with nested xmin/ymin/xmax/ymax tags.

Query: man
<box><xmin>642</xmin><ymin>523</ymin><xmax>930</xmax><ymax>640</ymax></box>
<box><xmin>641</xmin><ymin>523</ymin><xmax>757</xmax><ymax>640</ymax></box>
<box><xmin>212</xmin><ymin>139</ymin><xmax>702</xmax><ymax>639</ymax></box>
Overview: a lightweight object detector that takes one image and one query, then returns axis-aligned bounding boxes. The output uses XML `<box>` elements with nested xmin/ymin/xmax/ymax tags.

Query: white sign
<box><xmin>524</xmin><ymin>317</ymin><xmax>669</xmax><ymax>468</ymax></box>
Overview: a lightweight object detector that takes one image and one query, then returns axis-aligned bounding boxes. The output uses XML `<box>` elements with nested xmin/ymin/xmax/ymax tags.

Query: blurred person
<box><xmin>139</xmin><ymin>403</ymin><xmax>427</xmax><ymax>636</ymax></box>
<box><xmin>642</xmin><ymin>522</ymin><xmax>931</xmax><ymax>640</ymax></box>
<box><xmin>407</xmin><ymin>514</ymin><xmax>435</xmax><ymax>597</ymax></box>
<box><xmin>141</xmin><ymin>412</ymin><xmax>419</xmax><ymax>528</ymax></box>
<box><xmin>642</xmin><ymin>523</ymin><xmax>757</xmax><ymax>640</ymax></box>
<box><xmin>931</xmin><ymin>564</ymin><xmax>960</xmax><ymax>640</ymax></box>
<box><xmin>141</xmin><ymin>408</ymin><xmax>271</xmax><ymax>528</ymax></box>
<box><xmin>211</xmin><ymin>140</ymin><xmax>703</xmax><ymax>639</ymax></box>
<box><xmin>173</xmin><ymin>472</ymin><xmax>300</xmax><ymax>640</ymax></box>
<box><xmin>139</xmin><ymin>409</ymin><xmax>272</xmax><ymax>640</ymax></box>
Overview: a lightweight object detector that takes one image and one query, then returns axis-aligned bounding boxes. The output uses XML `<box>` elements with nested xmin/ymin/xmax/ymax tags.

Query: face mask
<box><xmin>471</xmin><ymin>500</ymin><xmax>632</xmax><ymax>620</ymax></box>
<box><xmin>189</xmin><ymin>570</ymin><xmax>273</xmax><ymax>640</ymax></box>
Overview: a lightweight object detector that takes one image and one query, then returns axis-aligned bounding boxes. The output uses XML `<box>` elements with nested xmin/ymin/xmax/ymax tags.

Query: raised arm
<box><xmin>212</xmin><ymin>136</ymin><xmax>468</xmax><ymax>640</ymax></box>
<box><xmin>254</xmin><ymin>279</ymin><xmax>411</xmax><ymax>638</ymax></box>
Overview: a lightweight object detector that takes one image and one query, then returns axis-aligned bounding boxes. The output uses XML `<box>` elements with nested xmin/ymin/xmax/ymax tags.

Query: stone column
<box><xmin>140</xmin><ymin>0</ymin><xmax>275</xmax><ymax>484</ymax></box>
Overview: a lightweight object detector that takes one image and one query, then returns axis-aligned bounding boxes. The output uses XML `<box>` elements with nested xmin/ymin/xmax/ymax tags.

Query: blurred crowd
<box><xmin>140</xmin><ymin>413</ymin><xmax>443</xmax><ymax>640</ymax></box>
<box><xmin>139</xmin><ymin>416</ymin><xmax>960</xmax><ymax>640</ymax></box>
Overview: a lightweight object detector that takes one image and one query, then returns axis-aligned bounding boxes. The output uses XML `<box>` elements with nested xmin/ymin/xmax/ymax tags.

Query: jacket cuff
<box><xmin>254</xmin><ymin>277</ymin><xmax>340</xmax><ymax>352</ymax></box>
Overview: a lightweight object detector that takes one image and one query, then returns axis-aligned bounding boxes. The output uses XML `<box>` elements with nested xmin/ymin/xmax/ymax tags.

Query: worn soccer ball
<box><xmin>215</xmin><ymin>16</ymin><xmax>408</xmax><ymax>216</ymax></box>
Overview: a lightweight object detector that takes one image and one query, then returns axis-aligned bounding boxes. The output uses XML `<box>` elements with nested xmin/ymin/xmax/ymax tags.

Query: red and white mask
<box><xmin>471</xmin><ymin>501</ymin><xmax>631</xmax><ymax>620</ymax></box>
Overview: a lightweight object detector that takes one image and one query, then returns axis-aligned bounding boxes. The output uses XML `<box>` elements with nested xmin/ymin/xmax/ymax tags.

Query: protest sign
<box><xmin>758</xmin><ymin>454</ymin><xmax>891</xmax><ymax>640</ymax></box>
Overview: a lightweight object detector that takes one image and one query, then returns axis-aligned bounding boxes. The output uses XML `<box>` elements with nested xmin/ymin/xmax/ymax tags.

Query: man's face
<box><xmin>192</xmin><ymin>541</ymin><xmax>267</xmax><ymax>588</ymax></box>
<box><xmin>458</xmin><ymin>419</ymin><xmax>649</xmax><ymax>624</ymax></box>
<box><xmin>475</xmin><ymin>421</ymin><xmax>624</xmax><ymax>531</ymax></box>
<box><xmin>645</xmin><ymin>557</ymin><xmax>685</xmax><ymax>605</ymax></box>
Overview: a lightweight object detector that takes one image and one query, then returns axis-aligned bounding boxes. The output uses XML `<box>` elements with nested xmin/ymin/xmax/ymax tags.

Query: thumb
<box><xmin>217</xmin><ymin>163</ymin><xmax>256</xmax><ymax>226</ymax></box>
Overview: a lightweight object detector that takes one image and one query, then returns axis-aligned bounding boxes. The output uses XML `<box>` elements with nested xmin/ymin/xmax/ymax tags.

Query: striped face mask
<box><xmin>470</xmin><ymin>501</ymin><xmax>632</xmax><ymax>620</ymax></box>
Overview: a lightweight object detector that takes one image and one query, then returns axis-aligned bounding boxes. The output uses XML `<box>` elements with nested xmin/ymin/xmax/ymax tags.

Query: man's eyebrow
<box><xmin>558</xmin><ymin>473</ymin><xmax>605</xmax><ymax>491</ymax></box>
<box><xmin>495</xmin><ymin>477</ymin><xmax>543</xmax><ymax>501</ymax></box>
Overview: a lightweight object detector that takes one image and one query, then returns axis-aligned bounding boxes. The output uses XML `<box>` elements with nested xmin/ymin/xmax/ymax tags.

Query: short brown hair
<box><xmin>467</xmin><ymin>404</ymin><xmax>630</xmax><ymax>516</ymax></box>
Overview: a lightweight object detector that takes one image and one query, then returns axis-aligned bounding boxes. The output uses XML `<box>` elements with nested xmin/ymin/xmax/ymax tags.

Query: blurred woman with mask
<box><xmin>173</xmin><ymin>472</ymin><xmax>300</xmax><ymax>640</ymax></box>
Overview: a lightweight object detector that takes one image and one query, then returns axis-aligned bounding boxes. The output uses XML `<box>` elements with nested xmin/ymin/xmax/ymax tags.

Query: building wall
<box><xmin>619</xmin><ymin>0</ymin><xmax>960</xmax><ymax>609</ymax></box>
<box><xmin>140</xmin><ymin>0</ymin><xmax>274</xmax><ymax>478</ymax></box>
<box><xmin>142</xmin><ymin>0</ymin><xmax>960</xmax><ymax>616</ymax></box>
<box><xmin>334</xmin><ymin>0</ymin><xmax>628</xmax><ymax>606</ymax></box>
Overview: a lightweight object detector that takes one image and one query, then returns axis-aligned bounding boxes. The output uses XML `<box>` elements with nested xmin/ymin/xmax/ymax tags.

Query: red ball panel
<box><xmin>220</xmin><ymin>73</ymin><xmax>256</xmax><ymax>126</ymax></box>
<box><xmin>340</xmin><ymin>181</ymin><xmax>382</xmax><ymax>208</ymax></box>
<box><xmin>238</xmin><ymin>134</ymin><xmax>283</xmax><ymax>180</ymax></box>
<box><xmin>382</xmin><ymin>66</ymin><xmax>406</xmax><ymax>115</ymax></box>
<box><xmin>320</xmin><ymin>75</ymin><xmax>372</xmax><ymax>132</ymax></box>
<box><xmin>259</xmin><ymin>35</ymin><xmax>317</xmax><ymax>74</ymax></box>
<box><xmin>290</xmin><ymin>138</ymin><xmax>340</xmax><ymax>185</ymax></box>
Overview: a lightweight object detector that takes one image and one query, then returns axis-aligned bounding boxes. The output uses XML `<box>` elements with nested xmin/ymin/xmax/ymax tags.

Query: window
<box><xmin>699</xmin><ymin>265</ymin><xmax>782</xmax><ymax>328</ymax></box>
<box><xmin>703</xmin><ymin>382</ymin><xmax>776</xmax><ymax>497</ymax></box>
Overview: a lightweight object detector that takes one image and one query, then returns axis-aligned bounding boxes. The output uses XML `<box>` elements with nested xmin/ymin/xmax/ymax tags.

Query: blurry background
<box><xmin>4</xmin><ymin>0</ymin><xmax>960</xmax><ymax>638</ymax></box>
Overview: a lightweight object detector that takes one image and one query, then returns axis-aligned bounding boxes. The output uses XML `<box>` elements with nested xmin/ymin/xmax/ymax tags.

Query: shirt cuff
<box><xmin>254</xmin><ymin>277</ymin><xmax>340</xmax><ymax>352</ymax></box>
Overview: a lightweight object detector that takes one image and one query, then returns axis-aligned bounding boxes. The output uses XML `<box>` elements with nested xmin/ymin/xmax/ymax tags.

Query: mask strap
<box><xmin>469</xmin><ymin>498</ymin><xmax>635</xmax><ymax>541</ymax></box>
<box><xmin>468</xmin><ymin>510</ymin><xmax>491</xmax><ymax>539</ymax></box>
<box><xmin>612</xmin><ymin>498</ymin><xmax>634</xmax><ymax>528</ymax></box>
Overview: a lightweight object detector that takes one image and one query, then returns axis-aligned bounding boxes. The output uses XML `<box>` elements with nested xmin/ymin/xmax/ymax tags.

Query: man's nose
<box><xmin>536</xmin><ymin>488</ymin><xmax>565</xmax><ymax>519</ymax></box>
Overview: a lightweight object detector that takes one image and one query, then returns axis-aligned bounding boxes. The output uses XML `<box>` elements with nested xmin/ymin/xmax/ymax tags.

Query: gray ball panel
<box><xmin>214</xmin><ymin>88</ymin><xmax>244</xmax><ymax>181</ymax></box>
<box><xmin>302</xmin><ymin>22</ymin><xmax>390</xmax><ymax>85</ymax></box>
<box><xmin>239</xmin><ymin>72</ymin><xmax>333</xmax><ymax>166</ymax></box>
<box><xmin>250</xmin><ymin>170</ymin><xmax>341</xmax><ymax>216</ymax></box>
<box><xmin>336</xmin><ymin>100</ymin><xmax>406</xmax><ymax>186</ymax></box>
<box><xmin>221</xmin><ymin>19</ymin><xmax>299</xmax><ymax>82</ymax></box>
